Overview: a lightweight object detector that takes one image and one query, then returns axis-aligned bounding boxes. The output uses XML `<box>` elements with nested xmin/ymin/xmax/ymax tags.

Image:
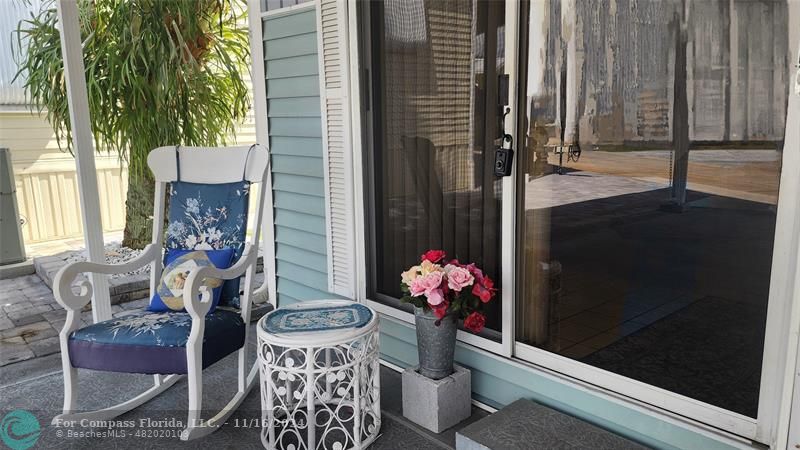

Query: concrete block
<box><xmin>402</xmin><ymin>364</ymin><xmax>471</xmax><ymax>433</ymax></box>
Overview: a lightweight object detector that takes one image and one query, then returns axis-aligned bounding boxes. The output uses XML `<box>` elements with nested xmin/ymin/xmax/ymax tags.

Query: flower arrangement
<box><xmin>400</xmin><ymin>250</ymin><xmax>497</xmax><ymax>333</ymax></box>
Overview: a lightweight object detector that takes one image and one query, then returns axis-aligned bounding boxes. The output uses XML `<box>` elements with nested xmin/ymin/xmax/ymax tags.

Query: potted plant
<box><xmin>400</xmin><ymin>250</ymin><xmax>497</xmax><ymax>379</ymax></box>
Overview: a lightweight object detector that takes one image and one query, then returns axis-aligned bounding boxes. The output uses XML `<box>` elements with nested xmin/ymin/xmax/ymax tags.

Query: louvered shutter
<box><xmin>317</xmin><ymin>0</ymin><xmax>356</xmax><ymax>298</ymax></box>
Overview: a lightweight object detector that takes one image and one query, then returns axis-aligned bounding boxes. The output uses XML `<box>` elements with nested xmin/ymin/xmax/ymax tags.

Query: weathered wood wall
<box><xmin>535</xmin><ymin>0</ymin><xmax>790</xmax><ymax>146</ymax></box>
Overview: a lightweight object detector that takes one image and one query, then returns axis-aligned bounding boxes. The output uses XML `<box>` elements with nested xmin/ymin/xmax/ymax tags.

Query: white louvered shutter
<box><xmin>317</xmin><ymin>0</ymin><xmax>356</xmax><ymax>298</ymax></box>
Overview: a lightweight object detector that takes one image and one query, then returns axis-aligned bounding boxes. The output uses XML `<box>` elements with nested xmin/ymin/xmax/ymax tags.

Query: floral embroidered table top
<box><xmin>261</xmin><ymin>304</ymin><xmax>373</xmax><ymax>334</ymax></box>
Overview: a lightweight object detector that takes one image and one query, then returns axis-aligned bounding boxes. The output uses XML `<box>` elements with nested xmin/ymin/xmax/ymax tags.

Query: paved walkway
<box><xmin>0</xmin><ymin>273</ymin><xmax>150</xmax><ymax>366</ymax></box>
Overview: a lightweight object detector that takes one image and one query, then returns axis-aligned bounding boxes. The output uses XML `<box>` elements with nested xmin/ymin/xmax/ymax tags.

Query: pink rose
<box><xmin>427</xmin><ymin>288</ymin><xmax>445</xmax><ymax>306</ymax></box>
<box><xmin>444</xmin><ymin>264</ymin><xmax>474</xmax><ymax>292</ymax></box>
<box><xmin>409</xmin><ymin>277</ymin><xmax>428</xmax><ymax>297</ymax></box>
<box><xmin>410</xmin><ymin>271</ymin><xmax>444</xmax><ymax>298</ymax></box>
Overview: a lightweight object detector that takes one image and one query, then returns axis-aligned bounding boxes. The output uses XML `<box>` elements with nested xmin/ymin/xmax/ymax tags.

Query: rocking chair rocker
<box><xmin>51</xmin><ymin>144</ymin><xmax>271</xmax><ymax>440</ymax></box>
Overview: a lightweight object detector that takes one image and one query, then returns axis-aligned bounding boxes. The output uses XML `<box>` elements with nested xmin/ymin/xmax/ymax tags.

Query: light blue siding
<box><xmin>268</xmin><ymin>97</ymin><xmax>323</xmax><ymax>117</ymax></box>
<box><xmin>270</xmin><ymin>136</ymin><xmax>323</xmax><ymax>156</ymax></box>
<box><xmin>267</xmin><ymin>77</ymin><xmax>320</xmax><ymax>98</ymax></box>
<box><xmin>264</xmin><ymin>33</ymin><xmax>318</xmax><ymax>60</ymax></box>
<box><xmin>263</xmin><ymin>9</ymin><xmax>317</xmax><ymax>39</ymax></box>
<box><xmin>264</xmin><ymin>7</ymin><xmax>334</xmax><ymax>306</ymax></box>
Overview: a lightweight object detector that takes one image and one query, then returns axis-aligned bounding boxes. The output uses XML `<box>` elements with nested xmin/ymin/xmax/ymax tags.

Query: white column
<box><xmin>247</xmin><ymin>0</ymin><xmax>277</xmax><ymax>307</ymax></box>
<box><xmin>56</xmin><ymin>0</ymin><xmax>111</xmax><ymax>323</ymax></box>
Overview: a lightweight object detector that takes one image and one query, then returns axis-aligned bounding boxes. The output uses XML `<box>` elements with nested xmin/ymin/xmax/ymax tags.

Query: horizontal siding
<box><xmin>264</xmin><ymin>32</ymin><xmax>318</xmax><ymax>60</ymax></box>
<box><xmin>268</xmin><ymin>97</ymin><xmax>322</xmax><ymax>117</ymax></box>
<box><xmin>272</xmin><ymin>154</ymin><xmax>324</xmax><ymax>177</ymax></box>
<box><xmin>269</xmin><ymin>118</ymin><xmax>322</xmax><ymax>138</ymax></box>
<box><xmin>264</xmin><ymin>6</ymin><xmax>334</xmax><ymax>305</ymax></box>
<box><xmin>263</xmin><ymin>8</ymin><xmax>317</xmax><ymax>40</ymax></box>
<box><xmin>275</xmin><ymin>243</ymin><xmax>327</xmax><ymax>272</ymax></box>
<box><xmin>270</xmin><ymin>136</ymin><xmax>322</xmax><ymax>156</ymax></box>
<box><xmin>265</xmin><ymin>54</ymin><xmax>319</xmax><ymax>79</ymax></box>
<box><xmin>272</xmin><ymin>173</ymin><xmax>324</xmax><ymax>197</ymax></box>
<box><xmin>266</xmin><ymin>76</ymin><xmax>320</xmax><ymax>98</ymax></box>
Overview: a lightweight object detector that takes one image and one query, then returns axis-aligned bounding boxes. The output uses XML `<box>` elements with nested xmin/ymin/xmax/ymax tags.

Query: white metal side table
<box><xmin>257</xmin><ymin>300</ymin><xmax>380</xmax><ymax>450</ymax></box>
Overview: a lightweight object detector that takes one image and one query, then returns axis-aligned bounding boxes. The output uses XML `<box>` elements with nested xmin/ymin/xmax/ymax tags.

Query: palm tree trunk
<box><xmin>122</xmin><ymin>171</ymin><xmax>156</xmax><ymax>249</ymax></box>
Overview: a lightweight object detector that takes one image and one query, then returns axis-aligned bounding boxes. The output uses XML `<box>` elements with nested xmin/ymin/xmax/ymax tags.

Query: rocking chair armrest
<box><xmin>183</xmin><ymin>244</ymin><xmax>257</xmax><ymax>320</ymax></box>
<box><xmin>53</xmin><ymin>244</ymin><xmax>161</xmax><ymax>312</ymax></box>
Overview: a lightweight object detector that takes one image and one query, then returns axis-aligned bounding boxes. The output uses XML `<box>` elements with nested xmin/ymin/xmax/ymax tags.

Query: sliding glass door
<box><xmin>513</xmin><ymin>0</ymin><xmax>793</xmax><ymax>439</ymax></box>
<box><xmin>359</xmin><ymin>0</ymin><xmax>796</xmax><ymax>441</ymax></box>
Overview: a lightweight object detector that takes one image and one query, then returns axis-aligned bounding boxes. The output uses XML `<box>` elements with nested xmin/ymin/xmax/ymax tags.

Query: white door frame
<box><xmin>350</xmin><ymin>0</ymin><xmax>520</xmax><ymax>357</ymax></box>
<box><xmin>510</xmin><ymin>2</ymin><xmax>800</xmax><ymax>445</ymax></box>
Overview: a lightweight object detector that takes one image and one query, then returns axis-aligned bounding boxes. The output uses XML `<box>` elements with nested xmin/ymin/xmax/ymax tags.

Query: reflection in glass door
<box><xmin>515</xmin><ymin>0</ymin><xmax>788</xmax><ymax>421</ymax></box>
<box><xmin>366</xmin><ymin>0</ymin><xmax>508</xmax><ymax>338</ymax></box>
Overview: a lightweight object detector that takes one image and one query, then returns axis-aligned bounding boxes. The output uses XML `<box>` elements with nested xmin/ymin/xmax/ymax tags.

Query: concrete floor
<box><xmin>1</xmin><ymin>331</ymin><xmax>487</xmax><ymax>449</ymax></box>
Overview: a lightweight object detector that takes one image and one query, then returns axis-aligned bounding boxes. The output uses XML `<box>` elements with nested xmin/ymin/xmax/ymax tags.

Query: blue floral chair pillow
<box><xmin>149</xmin><ymin>248</ymin><xmax>234</xmax><ymax>313</ymax></box>
<box><xmin>165</xmin><ymin>181</ymin><xmax>250</xmax><ymax>308</ymax></box>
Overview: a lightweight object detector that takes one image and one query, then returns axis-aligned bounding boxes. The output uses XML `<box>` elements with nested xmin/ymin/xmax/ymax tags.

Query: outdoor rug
<box><xmin>581</xmin><ymin>296</ymin><xmax>767</xmax><ymax>418</ymax></box>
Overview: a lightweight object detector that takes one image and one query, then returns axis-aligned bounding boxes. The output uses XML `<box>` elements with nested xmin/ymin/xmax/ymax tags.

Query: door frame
<box><xmin>352</xmin><ymin>0</ymin><xmax>519</xmax><ymax>357</ymax></box>
<box><xmin>508</xmin><ymin>0</ymin><xmax>800</xmax><ymax>445</ymax></box>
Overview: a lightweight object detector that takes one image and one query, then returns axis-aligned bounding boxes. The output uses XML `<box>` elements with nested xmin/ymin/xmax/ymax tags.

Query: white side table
<box><xmin>257</xmin><ymin>300</ymin><xmax>381</xmax><ymax>450</ymax></box>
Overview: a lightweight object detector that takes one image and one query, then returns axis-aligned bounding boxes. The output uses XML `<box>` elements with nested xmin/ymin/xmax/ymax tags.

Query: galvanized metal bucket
<box><xmin>414</xmin><ymin>307</ymin><xmax>457</xmax><ymax>380</ymax></box>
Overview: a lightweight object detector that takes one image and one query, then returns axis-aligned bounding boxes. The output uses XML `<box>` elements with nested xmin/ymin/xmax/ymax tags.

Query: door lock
<box><xmin>495</xmin><ymin>107</ymin><xmax>514</xmax><ymax>177</ymax></box>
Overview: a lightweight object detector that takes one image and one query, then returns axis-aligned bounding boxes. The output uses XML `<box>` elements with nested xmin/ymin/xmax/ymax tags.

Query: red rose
<box><xmin>465</xmin><ymin>263</ymin><xmax>484</xmax><ymax>283</ymax></box>
<box><xmin>472</xmin><ymin>282</ymin><xmax>494</xmax><ymax>303</ymax></box>
<box><xmin>431</xmin><ymin>301</ymin><xmax>449</xmax><ymax>320</ymax></box>
<box><xmin>421</xmin><ymin>250</ymin><xmax>446</xmax><ymax>263</ymax></box>
<box><xmin>464</xmin><ymin>312</ymin><xmax>486</xmax><ymax>333</ymax></box>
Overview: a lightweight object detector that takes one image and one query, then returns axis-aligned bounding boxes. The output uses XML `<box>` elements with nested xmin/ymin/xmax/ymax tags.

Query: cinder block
<box><xmin>402</xmin><ymin>364</ymin><xmax>471</xmax><ymax>433</ymax></box>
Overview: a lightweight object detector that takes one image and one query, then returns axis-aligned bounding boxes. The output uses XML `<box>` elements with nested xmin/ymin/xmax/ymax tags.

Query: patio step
<box><xmin>455</xmin><ymin>399</ymin><xmax>649</xmax><ymax>450</ymax></box>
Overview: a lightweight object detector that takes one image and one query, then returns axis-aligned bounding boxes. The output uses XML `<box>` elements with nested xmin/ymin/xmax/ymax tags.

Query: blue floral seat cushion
<box><xmin>166</xmin><ymin>181</ymin><xmax>250</xmax><ymax>308</ymax></box>
<box><xmin>262</xmin><ymin>304</ymin><xmax>373</xmax><ymax>334</ymax></box>
<box><xmin>68</xmin><ymin>309</ymin><xmax>245</xmax><ymax>375</ymax></box>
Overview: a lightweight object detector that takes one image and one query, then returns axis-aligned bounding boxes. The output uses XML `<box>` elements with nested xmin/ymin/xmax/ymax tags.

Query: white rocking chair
<box><xmin>52</xmin><ymin>145</ymin><xmax>271</xmax><ymax>440</ymax></box>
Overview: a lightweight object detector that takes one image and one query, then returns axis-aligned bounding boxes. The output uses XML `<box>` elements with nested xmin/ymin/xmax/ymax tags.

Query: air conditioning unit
<box><xmin>0</xmin><ymin>148</ymin><xmax>26</xmax><ymax>265</ymax></box>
